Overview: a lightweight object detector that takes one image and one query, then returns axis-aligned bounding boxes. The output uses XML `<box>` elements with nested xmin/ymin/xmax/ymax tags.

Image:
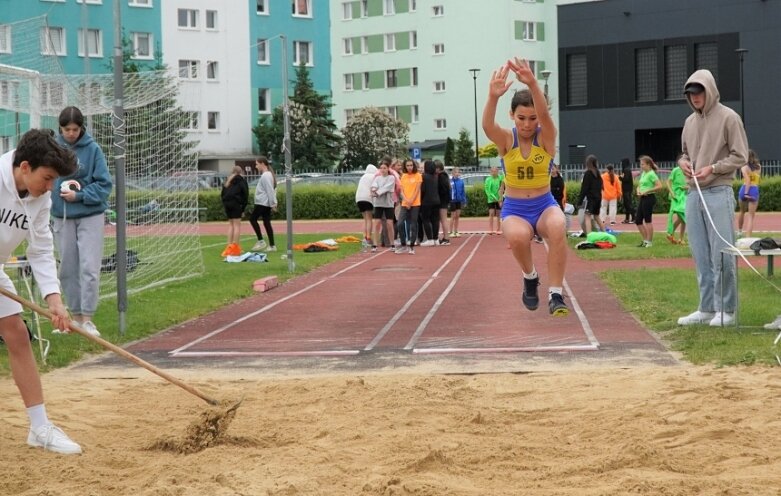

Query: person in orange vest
<box><xmin>599</xmin><ymin>163</ymin><xmax>622</xmax><ymax>226</ymax></box>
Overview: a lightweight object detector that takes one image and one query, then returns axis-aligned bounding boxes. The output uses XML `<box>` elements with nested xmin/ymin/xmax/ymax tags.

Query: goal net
<box><xmin>0</xmin><ymin>15</ymin><xmax>204</xmax><ymax>299</ymax></box>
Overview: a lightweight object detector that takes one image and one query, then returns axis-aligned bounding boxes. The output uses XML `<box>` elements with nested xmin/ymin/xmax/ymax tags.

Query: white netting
<box><xmin>0</xmin><ymin>15</ymin><xmax>204</xmax><ymax>298</ymax></box>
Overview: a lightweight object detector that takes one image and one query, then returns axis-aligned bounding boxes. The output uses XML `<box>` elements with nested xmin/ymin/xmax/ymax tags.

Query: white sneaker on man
<box><xmin>80</xmin><ymin>321</ymin><xmax>101</xmax><ymax>337</ymax></box>
<box><xmin>709</xmin><ymin>312</ymin><xmax>735</xmax><ymax>327</ymax></box>
<box><xmin>264</xmin><ymin>245</ymin><xmax>277</xmax><ymax>252</ymax></box>
<box><xmin>763</xmin><ymin>315</ymin><xmax>781</xmax><ymax>330</ymax></box>
<box><xmin>27</xmin><ymin>423</ymin><xmax>82</xmax><ymax>454</ymax></box>
<box><xmin>252</xmin><ymin>240</ymin><xmax>267</xmax><ymax>251</ymax></box>
<box><xmin>677</xmin><ymin>310</ymin><xmax>716</xmax><ymax>326</ymax></box>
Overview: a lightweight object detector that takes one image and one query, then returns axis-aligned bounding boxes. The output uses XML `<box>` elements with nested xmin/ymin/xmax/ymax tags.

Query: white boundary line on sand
<box><xmin>169</xmin><ymin>251</ymin><xmax>384</xmax><ymax>357</ymax></box>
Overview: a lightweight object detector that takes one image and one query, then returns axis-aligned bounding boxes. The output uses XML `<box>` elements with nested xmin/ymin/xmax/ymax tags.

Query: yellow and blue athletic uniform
<box><xmin>738</xmin><ymin>168</ymin><xmax>760</xmax><ymax>202</ymax></box>
<box><xmin>500</xmin><ymin>128</ymin><xmax>558</xmax><ymax>230</ymax></box>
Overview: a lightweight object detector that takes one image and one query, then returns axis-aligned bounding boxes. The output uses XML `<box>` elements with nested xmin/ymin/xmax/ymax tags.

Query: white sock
<box><xmin>548</xmin><ymin>287</ymin><xmax>563</xmax><ymax>299</ymax></box>
<box><xmin>522</xmin><ymin>268</ymin><xmax>538</xmax><ymax>280</ymax></box>
<box><xmin>27</xmin><ymin>404</ymin><xmax>49</xmax><ymax>430</ymax></box>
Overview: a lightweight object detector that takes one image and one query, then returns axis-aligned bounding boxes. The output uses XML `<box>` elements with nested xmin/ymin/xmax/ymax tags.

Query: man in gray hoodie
<box><xmin>676</xmin><ymin>69</ymin><xmax>748</xmax><ymax>327</ymax></box>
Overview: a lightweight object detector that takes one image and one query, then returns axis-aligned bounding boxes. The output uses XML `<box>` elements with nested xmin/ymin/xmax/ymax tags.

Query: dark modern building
<box><xmin>556</xmin><ymin>0</ymin><xmax>779</xmax><ymax>166</ymax></box>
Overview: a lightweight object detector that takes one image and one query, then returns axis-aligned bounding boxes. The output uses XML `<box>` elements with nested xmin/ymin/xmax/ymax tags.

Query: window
<box><xmin>522</xmin><ymin>22</ymin><xmax>535</xmax><ymax>41</ymax></box>
<box><xmin>433</xmin><ymin>43</ymin><xmax>444</xmax><ymax>55</ymax></box>
<box><xmin>40</xmin><ymin>27</ymin><xmax>65</xmax><ymax>56</ymax></box>
<box><xmin>207</xmin><ymin>111</ymin><xmax>219</xmax><ymax>130</ymax></box>
<box><xmin>361</xmin><ymin>36</ymin><xmax>368</xmax><ymax>54</ymax></box>
<box><xmin>412</xmin><ymin>67</ymin><xmax>418</xmax><ymax>86</ymax></box>
<box><xmin>695</xmin><ymin>42</ymin><xmax>718</xmax><ymax>81</ymax></box>
<box><xmin>0</xmin><ymin>81</ymin><xmax>10</xmax><ymax>106</ymax></box>
<box><xmin>78</xmin><ymin>81</ymin><xmax>103</xmax><ymax>107</ymax></box>
<box><xmin>177</xmin><ymin>9</ymin><xmax>198</xmax><ymax>29</ymax></box>
<box><xmin>206</xmin><ymin>61</ymin><xmax>218</xmax><ymax>80</ymax></box>
<box><xmin>664</xmin><ymin>45</ymin><xmax>687</xmax><ymax>100</ymax></box>
<box><xmin>384</xmin><ymin>0</ymin><xmax>395</xmax><ymax>15</ymax></box>
<box><xmin>384</xmin><ymin>34</ymin><xmax>395</xmax><ymax>52</ymax></box>
<box><xmin>432</xmin><ymin>5</ymin><xmax>444</xmax><ymax>16</ymax></box>
<box><xmin>258</xmin><ymin>89</ymin><xmax>270</xmax><ymax>113</ymax></box>
<box><xmin>77</xmin><ymin>0</ymin><xmax>102</xmax><ymax>4</ymax></box>
<box><xmin>184</xmin><ymin>111</ymin><xmax>199</xmax><ymax>130</ymax></box>
<box><xmin>132</xmin><ymin>32</ymin><xmax>152</xmax><ymax>59</ymax></box>
<box><xmin>342</xmin><ymin>2</ymin><xmax>352</xmax><ymax>20</ymax></box>
<box><xmin>206</xmin><ymin>10</ymin><xmax>217</xmax><ymax>29</ymax></box>
<box><xmin>411</xmin><ymin>105</ymin><xmax>419</xmax><ymax>123</ymax></box>
<box><xmin>386</xmin><ymin>106</ymin><xmax>398</xmax><ymax>119</ymax></box>
<box><xmin>566</xmin><ymin>53</ymin><xmax>587</xmax><ymax>106</ymax></box>
<box><xmin>386</xmin><ymin>70</ymin><xmax>397</xmax><ymax>88</ymax></box>
<box><xmin>343</xmin><ymin>38</ymin><xmax>352</xmax><ymax>55</ymax></box>
<box><xmin>0</xmin><ymin>136</ymin><xmax>10</xmax><ymax>155</ymax></box>
<box><xmin>42</xmin><ymin>81</ymin><xmax>64</xmax><ymax>109</ymax></box>
<box><xmin>434</xmin><ymin>81</ymin><xmax>446</xmax><ymax>92</ymax></box>
<box><xmin>345</xmin><ymin>109</ymin><xmax>357</xmax><ymax>122</ymax></box>
<box><xmin>293</xmin><ymin>41</ymin><xmax>312</xmax><ymax>66</ymax></box>
<box><xmin>363</xmin><ymin>72</ymin><xmax>370</xmax><ymax>89</ymax></box>
<box><xmin>635</xmin><ymin>47</ymin><xmax>657</xmax><ymax>102</ymax></box>
<box><xmin>292</xmin><ymin>0</ymin><xmax>310</xmax><ymax>17</ymax></box>
<box><xmin>344</xmin><ymin>74</ymin><xmax>354</xmax><ymax>91</ymax></box>
<box><xmin>361</xmin><ymin>0</ymin><xmax>368</xmax><ymax>17</ymax></box>
<box><xmin>435</xmin><ymin>118</ymin><xmax>447</xmax><ymax>130</ymax></box>
<box><xmin>0</xmin><ymin>25</ymin><xmax>10</xmax><ymax>54</ymax></box>
<box><xmin>257</xmin><ymin>38</ymin><xmax>269</xmax><ymax>64</ymax></box>
<box><xmin>129</xmin><ymin>0</ymin><xmax>152</xmax><ymax>6</ymax></box>
<box><xmin>178</xmin><ymin>60</ymin><xmax>199</xmax><ymax>79</ymax></box>
<box><xmin>410</xmin><ymin>31</ymin><xmax>417</xmax><ymax>49</ymax></box>
<box><xmin>257</xmin><ymin>0</ymin><xmax>268</xmax><ymax>14</ymax></box>
<box><xmin>78</xmin><ymin>29</ymin><xmax>102</xmax><ymax>57</ymax></box>
<box><xmin>409</xmin><ymin>0</ymin><xmax>416</xmax><ymax>12</ymax></box>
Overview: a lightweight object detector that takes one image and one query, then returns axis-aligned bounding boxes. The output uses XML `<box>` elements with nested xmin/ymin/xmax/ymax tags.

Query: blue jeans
<box><xmin>685</xmin><ymin>186</ymin><xmax>736</xmax><ymax>313</ymax></box>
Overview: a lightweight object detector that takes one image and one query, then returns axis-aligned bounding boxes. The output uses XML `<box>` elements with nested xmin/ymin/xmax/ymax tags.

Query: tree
<box><xmin>479</xmin><ymin>142</ymin><xmax>499</xmax><ymax>158</ymax></box>
<box><xmin>253</xmin><ymin>63</ymin><xmax>342</xmax><ymax>170</ymax></box>
<box><xmin>444</xmin><ymin>137</ymin><xmax>455</xmax><ymax>166</ymax></box>
<box><xmin>340</xmin><ymin>107</ymin><xmax>409</xmax><ymax>171</ymax></box>
<box><xmin>453</xmin><ymin>128</ymin><xmax>475</xmax><ymax>167</ymax></box>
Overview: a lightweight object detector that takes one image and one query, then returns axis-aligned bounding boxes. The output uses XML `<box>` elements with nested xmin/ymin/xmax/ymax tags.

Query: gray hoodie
<box><xmin>681</xmin><ymin>69</ymin><xmax>748</xmax><ymax>189</ymax></box>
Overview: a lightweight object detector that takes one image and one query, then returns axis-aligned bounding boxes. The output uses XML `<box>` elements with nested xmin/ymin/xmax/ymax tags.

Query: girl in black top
<box><xmin>619</xmin><ymin>157</ymin><xmax>634</xmax><ymax>223</ymax></box>
<box><xmin>419</xmin><ymin>160</ymin><xmax>441</xmax><ymax>245</ymax></box>
<box><xmin>220</xmin><ymin>165</ymin><xmax>249</xmax><ymax>256</ymax></box>
<box><xmin>577</xmin><ymin>155</ymin><xmax>605</xmax><ymax>234</ymax></box>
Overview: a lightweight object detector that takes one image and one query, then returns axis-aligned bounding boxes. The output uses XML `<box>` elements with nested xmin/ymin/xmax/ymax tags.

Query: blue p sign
<box><xmin>412</xmin><ymin>147</ymin><xmax>421</xmax><ymax>160</ymax></box>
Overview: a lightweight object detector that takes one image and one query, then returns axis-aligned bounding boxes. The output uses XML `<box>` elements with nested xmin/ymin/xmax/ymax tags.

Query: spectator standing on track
<box><xmin>599</xmin><ymin>163</ymin><xmax>621</xmax><ymax>226</ymax></box>
<box><xmin>435</xmin><ymin>160</ymin><xmax>451</xmax><ymax>245</ymax></box>
<box><xmin>619</xmin><ymin>158</ymin><xmax>635</xmax><ymax>224</ymax></box>
<box><xmin>577</xmin><ymin>154</ymin><xmax>605</xmax><ymax>235</ymax></box>
<box><xmin>355</xmin><ymin>163</ymin><xmax>378</xmax><ymax>251</ymax></box>
<box><xmin>249</xmin><ymin>157</ymin><xmax>278</xmax><ymax>253</ymax></box>
<box><xmin>736</xmin><ymin>149</ymin><xmax>761</xmax><ymax>238</ymax></box>
<box><xmin>420</xmin><ymin>160</ymin><xmax>441</xmax><ymax>246</ymax></box>
<box><xmin>550</xmin><ymin>163</ymin><xmax>566</xmax><ymax>211</ymax></box>
<box><xmin>51</xmin><ymin>106</ymin><xmax>112</xmax><ymax>337</ymax></box>
<box><xmin>634</xmin><ymin>155</ymin><xmax>662</xmax><ymax>248</ymax></box>
<box><xmin>396</xmin><ymin>159</ymin><xmax>422</xmax><ymax>254</ymax></box>
<box><xmin>676</xmin><ymin>69</ymin><xmax>748</xmax><ymax>327</ymax></box>
<box><xmin>220</xmin><ymin>166</ymin><xmax>249</xmax><ymax>257</ymax></box>
<box><xmin>482</xmin><ymin>57</ymin><xmax>570</xmax><ymax>316</ymax></box>
<box><xmin>665</xmin><ymin>157</ymin><xmax>688</xmax><ymax>245</ymax></box>
<box><xmin>484</xmin><ymin>166</ymin><xmax>504</xmax><ymax>235</ymax></box>
<box><xmin>0</xmin><ymin>129</ymin><xmax>82</xmax><ymax>454</ymax></box>
<box><xmin>449</xmin><ymin>167</ymin><xmax>467</xmax><ymax>238</ymax></box>
<box><xmin>370</xmin><ymin>163</ymin><xmax>397</xmax><ymax>252</ymax></box>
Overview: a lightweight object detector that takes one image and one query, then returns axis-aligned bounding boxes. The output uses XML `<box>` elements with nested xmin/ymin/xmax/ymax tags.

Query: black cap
<box><xmin>684</xmin><ymin>83</ymin><xmax>705</xmax><ymax>95</ymax></box>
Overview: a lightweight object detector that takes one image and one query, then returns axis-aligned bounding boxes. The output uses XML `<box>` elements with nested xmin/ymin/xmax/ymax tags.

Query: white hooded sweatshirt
<box><xmin>0</xmin><ymin>150</ymin><xmax>61</xmax><ymax>300</ymax></box>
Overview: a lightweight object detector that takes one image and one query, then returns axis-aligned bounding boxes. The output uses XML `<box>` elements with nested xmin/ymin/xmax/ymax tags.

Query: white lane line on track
<box><xmin>172</xmin><ymin>350</ymin><xmax>360</xmax><ymax>357</ymax></box>
<box><xmin>363</xmin><ymin>235</ymin><xmax>478</xmax><ymax>351</ymax></box>
<box><xmin>169</xmin><ymin>250</ymin><xmax>386</xmax><ymax>356</ymax></box>
<box><xmin>413</xmin><ymin>344</ymin><xmax>599</xmax><ymax>354</ymax></box>
<box><xmin>403</xmin><ymin>235</ymin><xmax>486</xmax><ymax>350</ymax></box>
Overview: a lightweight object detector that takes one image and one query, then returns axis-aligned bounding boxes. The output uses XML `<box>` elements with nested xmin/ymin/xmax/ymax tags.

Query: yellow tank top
<box><xmin>748</xmin><ymin>169</ymin><xmax>760</xmax><ymax>186</ymax></box>
<box><xmin>501</xmin><ymin>128</ymin><xmax>553</xmax><ymax>189</ymax></box>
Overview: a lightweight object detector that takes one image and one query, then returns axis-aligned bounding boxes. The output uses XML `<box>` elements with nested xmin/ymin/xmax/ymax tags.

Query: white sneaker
<box><xmin>80</xmin><ymin>321</ymin><xmax>101</xmax><ymax>337</ymax></box>
<box><xmin>763</xmin><ymin>315</ymin><xmax>781</xmax><ymax>330</ymax></box>
<box><xmin>677</xmin><ymin>310</ymin><xmax>716</xmax><ymax>326</ymax></box>
<box><xmin>709</xmin><ymin>312</ymin><xmax>735</xmax><ymax>327</ymax></box>
<box><xmin>27</xmin><ymin>423</ymin><xmax>82</xmax><ymax>454</ymax></box>
<box><xmin>264</xmin><ymin>245</ymin><xmax>277</xmax><ymax>252</ymax></box>
<box><xmin>252</xmin><ymin>240</ymin><xmax>267</xmax><ymax>251</ymax></box>
<box><xmin>421</xmin><ymin>240</ymin><xmax>436</xmax><ymax>247</ymax></box>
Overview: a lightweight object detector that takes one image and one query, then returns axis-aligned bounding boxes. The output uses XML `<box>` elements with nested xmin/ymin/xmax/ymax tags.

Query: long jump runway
<box><xmin>112</xmin><ymin>232</ymin><xmax>676</xmax><ymax>373</ymax></box>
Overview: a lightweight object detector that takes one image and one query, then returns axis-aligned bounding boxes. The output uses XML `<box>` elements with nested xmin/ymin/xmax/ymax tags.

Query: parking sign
<box><xmin>412</xmin><ymin>147</ymin><xmax>421</xmax><ymax>160</ymax></box>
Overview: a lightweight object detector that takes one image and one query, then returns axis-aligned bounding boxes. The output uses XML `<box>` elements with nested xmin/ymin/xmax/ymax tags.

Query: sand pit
<box><xmin>2</xmin><ymin>365</ymin><xmax>781</xmax><ymax>495</ymax></box>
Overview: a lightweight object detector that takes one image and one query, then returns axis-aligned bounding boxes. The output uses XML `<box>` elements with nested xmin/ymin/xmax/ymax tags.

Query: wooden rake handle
<box><xmin>0</xmin><ymin>286</ymin><xmax>219</xmax><ymax>406</ymax></box>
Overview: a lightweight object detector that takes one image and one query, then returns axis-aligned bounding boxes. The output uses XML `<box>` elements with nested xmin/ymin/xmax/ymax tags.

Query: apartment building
<box><xmin>329</xmin><ymin>0</ymin><xmax>559</xmax><ymax>158</ymax></box>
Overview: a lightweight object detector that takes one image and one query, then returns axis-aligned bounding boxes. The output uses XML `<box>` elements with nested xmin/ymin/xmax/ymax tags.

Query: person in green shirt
<box><xmin>665</xmin><ymin>158</ymin><xmax>688</xmax><ymax>244</ymax></box>
<box><xmin>484</xmin><ymin>166</ymin><xmax>505</xmax><ymax>234</ymax></box>
<box><xmin>635</xmin><ymin>155</ymin><xmax>663</xmax><ymax>247</ymax></box>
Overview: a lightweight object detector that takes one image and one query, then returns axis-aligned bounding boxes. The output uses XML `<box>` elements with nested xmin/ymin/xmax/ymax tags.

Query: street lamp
<box><xmin>469</xmin><ymin>68</ymin><xmax>480</xmax><ymax>167</ymax></box>
<box><xmin>735</xmin><ymin>48</ymin><xmax>748</xmax><ymax>124</ymax></box>
<box><xmin>541</xmin><ymin>69</ymin><xmax>552</xmax><ymax>104</ymax></box>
